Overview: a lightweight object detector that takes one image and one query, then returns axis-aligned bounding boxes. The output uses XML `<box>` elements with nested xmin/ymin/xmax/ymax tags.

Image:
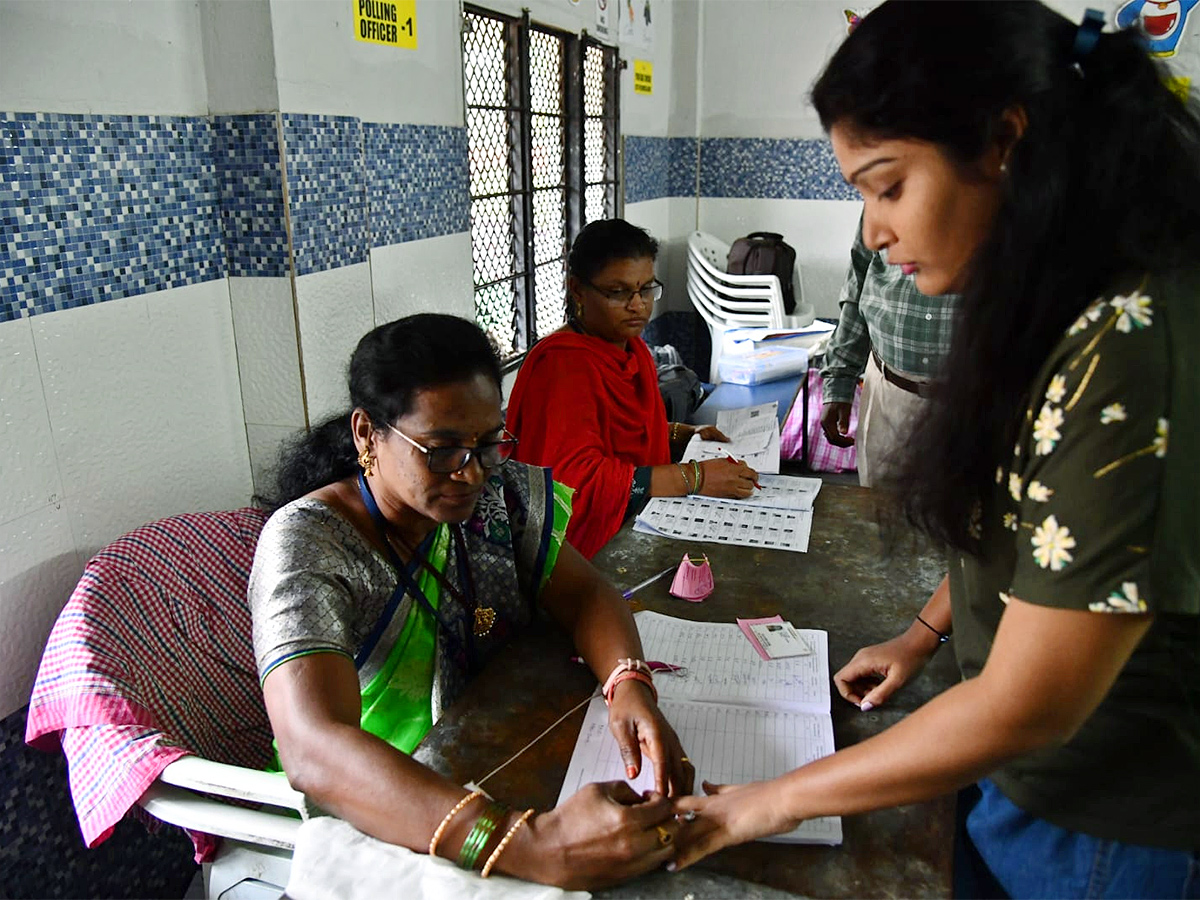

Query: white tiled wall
<box><xmin>369</xmin><ymin>233</ymin><xmax>476</xmax><ymax>326</ymax></box>
<box><xmin>294</xmin><ymin>263</ymin><xmax>375</xmax><ymax>426</ymax></box>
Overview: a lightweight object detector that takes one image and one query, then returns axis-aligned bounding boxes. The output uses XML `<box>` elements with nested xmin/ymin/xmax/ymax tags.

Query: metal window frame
<box><xmin>463</xmin><ymin>5</ymin><xmax>619</xmax><ymax>358</ymax></box>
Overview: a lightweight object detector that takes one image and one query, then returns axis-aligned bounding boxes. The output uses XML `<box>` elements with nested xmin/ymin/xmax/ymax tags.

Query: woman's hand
<box><xmin>698</xmin><ymin>458</ymin><xmax>759</xmax><ymax>499</ymax></box>
<box><xmin>513</xmin><ymin>781</ymin><xmax>682</xmax><ymax>889</ymax></box>
<box><xmin>693</xmin><ymin>424</ymin><xmax>730</xmax><ymax>442</ymax></box>
<box><xmin>607</xmin><ymin>680</ymin><xmax>695</xmax><ymax>796</ymax></box>
<box><xmin>833</xmin><ymin>629</ymin><xmax>936</xmax><ymax>710</ymax></box>
<box><xmin>670</xmin><ymin>778</ymin><xmax>800</xmax><ymax>871</ymax></box>
<box><xmin>820</xmin><ymin>402</ymin><xmax>855</xmax><ymax>447</ymax></box>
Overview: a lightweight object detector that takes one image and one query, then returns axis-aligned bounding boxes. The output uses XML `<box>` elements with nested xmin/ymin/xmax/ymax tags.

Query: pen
<box><xmin>621</xmin><ymin>565</ymin><xmax>676</xmax><ymax>600</ymax></box>
<box><xmin>726</xmin><ymin>454</ymin><xmax>762</xmax><ymax>490</ymax></box>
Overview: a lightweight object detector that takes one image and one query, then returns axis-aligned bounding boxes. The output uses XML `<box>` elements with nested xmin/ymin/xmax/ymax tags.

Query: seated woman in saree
<box><xmin>506</xmin><ymin>218</ymin><xmax>759</xmax><ymax>558</ymax></box>
<box><xmin>249</xmin><ymin>313</ymin><xmax>693</xmax><ymax>891</ymax></box>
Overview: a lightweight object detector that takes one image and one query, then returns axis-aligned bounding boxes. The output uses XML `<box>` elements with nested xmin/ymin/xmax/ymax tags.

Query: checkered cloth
<box><xmin>820</xmin><ymin>217</ymin><xmax>958</xmax><ymax>405</ymax></box>
<box><xmin>25</xmin><ymin>508</ymin><xmax>272</xmax><ymax>863</ymax></box>
<box><xmin>781</xmin><ymin>368</ymin><xmax>860</xmax><ymax>473</ymax></box>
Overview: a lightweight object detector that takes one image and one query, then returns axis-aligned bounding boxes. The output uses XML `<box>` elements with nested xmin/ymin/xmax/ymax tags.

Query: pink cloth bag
<box><xmin>780</xmin><ymin>368</ymin><xmax>861</xmax><ymax>473</ymax></box>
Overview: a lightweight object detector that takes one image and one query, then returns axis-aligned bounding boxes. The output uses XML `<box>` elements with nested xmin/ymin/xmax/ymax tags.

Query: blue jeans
<box><xmin>957</xmin><ymin>779</ymin><xmax>1199</xmax><ymax>899</ymax></box>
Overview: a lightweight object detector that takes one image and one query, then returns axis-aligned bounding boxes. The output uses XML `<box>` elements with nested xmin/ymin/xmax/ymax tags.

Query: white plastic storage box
<box><xmin>717</xmin><ymin>346</ymin><xmax>809</xmax><ymax>385</ymax></box>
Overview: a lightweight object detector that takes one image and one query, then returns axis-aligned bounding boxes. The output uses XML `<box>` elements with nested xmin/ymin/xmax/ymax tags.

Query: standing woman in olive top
<box><xmin>671</xmin><ymin>4</ymin><xmax>1199</xmax><ymax>897</ymax></box>
<box><xmin>506</xmin><ymin>219</ymin><xmax>758</xmax><ymax>558</ymax></box>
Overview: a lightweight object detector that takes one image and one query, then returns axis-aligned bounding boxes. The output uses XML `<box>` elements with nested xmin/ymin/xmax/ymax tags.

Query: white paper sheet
<box><xmin>556</xmin><ymin>612</ymin><xmax>842</xmax><ymax>846</ymax></box>
<box><xmin>634</xmin><ymin>611</ymin><xmax>830</xmax><ymax>713</ymax></box>
<box><xmin>635</xmin><ymin>496</ymin><xmax>814</xmax><ymax>553</ymax></box>
<box><xmin>684</xmin><ymin>401</ymin><xmax>781</xmax><ymax>474</ymax></box>
<box><xmin>698</xmin><ymin>473</ymin><xmax>822</xmax><ymax>511</ymax></box>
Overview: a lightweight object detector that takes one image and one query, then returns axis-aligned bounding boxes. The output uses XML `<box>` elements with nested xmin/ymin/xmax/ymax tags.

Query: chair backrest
<box><xmin>25</xmin><ymin>507</ymin><xmax>273</xmax><ymax>853</ymax></box>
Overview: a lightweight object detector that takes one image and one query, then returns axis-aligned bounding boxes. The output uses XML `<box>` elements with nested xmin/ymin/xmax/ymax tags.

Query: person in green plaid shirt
<box><xmin>820</xmin><ymin>215</ymin><xmax>959</xmax><ymax>486</ymax></box>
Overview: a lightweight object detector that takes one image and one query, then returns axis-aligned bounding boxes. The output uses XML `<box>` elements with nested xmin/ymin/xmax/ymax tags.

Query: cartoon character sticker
<box><xmin>1116</xmin><ymin>0</ymin><xmax>1198</xmax><ymax>56</ymax></box>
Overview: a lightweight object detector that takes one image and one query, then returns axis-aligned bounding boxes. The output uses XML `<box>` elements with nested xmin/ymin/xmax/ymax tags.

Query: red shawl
<box><xmin>507</xmin><ymin>332</ymin><xmax>670</xmax><ymax>558</ymax></box>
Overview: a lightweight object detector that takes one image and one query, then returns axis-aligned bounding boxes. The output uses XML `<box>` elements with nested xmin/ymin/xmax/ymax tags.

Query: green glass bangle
<box><xmin>457</xmin><ymin>801</ymin><xmax>508</xmax><ymax>870</ymax></box>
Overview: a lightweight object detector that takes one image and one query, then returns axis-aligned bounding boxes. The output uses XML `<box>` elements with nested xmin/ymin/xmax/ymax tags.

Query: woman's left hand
<box><xmin>607</xmin><ymin>681</ymin><xmax>694</xmax><ymax>797</ymax></box>
<box><xmin>694</xmin><ymin>425</ymin><xmax>730</xmax><ymax>442</ymax></box>
<box><xmin>670</xmin><ymin>778</ymin><xmax>800</xmax><ymax>870</ymax></box>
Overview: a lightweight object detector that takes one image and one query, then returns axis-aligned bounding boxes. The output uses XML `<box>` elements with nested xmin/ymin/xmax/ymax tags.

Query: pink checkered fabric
<box><xmin>780</xmin><ymin>368</ymin><xmax>861</xmax><ymax>473</ymax></box>
<box><xmin>25</xmin><ymin>507</ymin><xmax>272</xmax><ymax>863</ymax></box>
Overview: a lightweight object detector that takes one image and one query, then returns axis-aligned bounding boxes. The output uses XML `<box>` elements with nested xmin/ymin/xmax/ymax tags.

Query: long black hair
<box><xmin>812</xmin><ymin>0</ymin><xmax>1200</xmax><ymax>550</ymax></box>
<box><xmin>565</xmin><ymin>218</ymin><xmax>659</xmax><ymax>326</ymax></box>
<box><xmin>268</xmin><ymin>313</ymin><xmax>502</xmax><ymax>509</ymax></box>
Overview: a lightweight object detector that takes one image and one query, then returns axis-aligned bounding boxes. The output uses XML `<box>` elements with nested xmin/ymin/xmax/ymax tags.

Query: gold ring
<box><xmin>680</xmin><ymin>757</ymin><xmax>690</xmax><ymax>763</ymax></box>
<box><xmin>655</xmin><ymin>825</ymin><xmax>673</xmax><ymax>847</ymax></box>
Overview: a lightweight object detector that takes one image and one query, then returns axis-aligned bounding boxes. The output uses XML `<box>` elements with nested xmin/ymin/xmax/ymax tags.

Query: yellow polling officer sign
<box><xmin>354</xmin><ymin>0</ymin><xmax>416</xmax><ymax>49</ymax></box>
<box><xmin>634</xmin><ymin>60</ymin><xmax>653</xmax><ymax>95</ymax></box>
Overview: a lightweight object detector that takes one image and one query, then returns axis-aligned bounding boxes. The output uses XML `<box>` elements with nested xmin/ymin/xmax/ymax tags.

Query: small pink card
<box><xmin>736</xmin><ymin>615</ymin><xmax>785</xmax><ymax>661</ymax></box>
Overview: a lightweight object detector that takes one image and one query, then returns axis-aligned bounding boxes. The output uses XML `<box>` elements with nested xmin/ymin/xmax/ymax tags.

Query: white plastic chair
<box><xmin>686</xmin><ymin>231</ymin><xmax>815</xmax><ymax>381</ymax></box>
<box><xmin>25</xmin><ymin>508</ymin><xmax>312</xmax><ymax>900</ymax></box>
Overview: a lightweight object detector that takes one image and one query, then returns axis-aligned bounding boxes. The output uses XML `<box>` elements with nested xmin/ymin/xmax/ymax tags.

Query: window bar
<box><xmin>511</xmin><ymin>12</ymin><xmax>536</xmax><ymax>348</ymax></box>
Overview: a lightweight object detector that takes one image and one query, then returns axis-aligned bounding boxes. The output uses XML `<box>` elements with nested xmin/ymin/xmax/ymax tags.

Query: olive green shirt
<box><xmin>949</xmin><ymin>270</ymin><xmax>1200</xmax><ymax>850</ymax></box>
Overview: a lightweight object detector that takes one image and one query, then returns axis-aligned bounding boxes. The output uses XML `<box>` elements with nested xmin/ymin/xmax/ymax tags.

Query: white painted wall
<box><xmin>0</xmin><ymin>0</ymin><xmax>210</xmax><ymax>116</ymax></box>
<box><xmin>200</xmin><ymin>0</ymin><xmax>280</xmax><ymax>115</ymax></box>
<box><xmin>269</xmin><ymin>0</ymin><xmax>466</xmax><ymax>125</ymax></box>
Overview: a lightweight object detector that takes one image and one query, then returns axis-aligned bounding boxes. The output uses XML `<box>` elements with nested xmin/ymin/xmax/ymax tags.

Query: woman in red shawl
<box><xmin>507</xmin><ymin>219</ymin><xmax>758</xmax><ymax>558</ymax></box>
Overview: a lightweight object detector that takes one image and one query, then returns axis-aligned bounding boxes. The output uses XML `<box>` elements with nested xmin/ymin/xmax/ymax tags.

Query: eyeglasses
<box><xmin>581</xmin><ymin>278</ymin><xmax>664</xmax><ymax>306</ymax></box>
<box><xmin>387</xmin><ymin>424</ymin><xmax>518</xmax><ymax>474</ymax></box>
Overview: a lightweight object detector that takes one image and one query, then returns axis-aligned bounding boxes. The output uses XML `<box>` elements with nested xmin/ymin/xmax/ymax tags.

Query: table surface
<box><xmin>692</xmin><ymin>374</ymin><xmax>804</xmax><ymax>428</ymax></box>
<box><xmin>414</xmin><ymin>483</ymin><xmax>958</xmax><ymax>898</ymax></box>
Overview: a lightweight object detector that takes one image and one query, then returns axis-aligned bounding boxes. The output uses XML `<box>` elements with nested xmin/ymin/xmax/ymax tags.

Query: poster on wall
<box><xmin>617</xmin><ymin>0</ymin><xmax>653</xmax><ymax>48</ymax></box>
<box><xmin>633</xmin><ymin>59</ymin><xmax>653</xmax><ymax>94</ymax></box>
<box><xmin>353</xmin><ymin>0</ymin><xmax>417</xmax><ymax>50</ymax></box>
<box><xmin>1115</xmin><ymin>0</ymin><xmax>1197</xmax><ymax>56</ymax></box>
<box><xmin>595</xmin><ymin>0</ymin><xmax>611</xmax><ymax>37</ymax></box>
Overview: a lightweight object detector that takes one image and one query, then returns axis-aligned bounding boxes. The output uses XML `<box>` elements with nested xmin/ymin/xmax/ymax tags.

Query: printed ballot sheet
<box><xmin>633</xmin><ymin>474</ymin><xmax>822</xmax><ymax>552</ymax></box>
<box><xmin>557</xmin><ymin>613</ymin><xmax>842</xmax><ymax>845</ymax></box>
<box><xmin>683</xmin><ymin>402</ymin><xmax>781</xmax><ymax>474</ymax></box>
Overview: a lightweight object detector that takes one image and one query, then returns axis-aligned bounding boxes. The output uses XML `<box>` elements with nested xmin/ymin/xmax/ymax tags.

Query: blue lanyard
<box><xmin>356</xmin><ymin>473</ymin><xmax>476</xmax><ymax>670</ymax></box>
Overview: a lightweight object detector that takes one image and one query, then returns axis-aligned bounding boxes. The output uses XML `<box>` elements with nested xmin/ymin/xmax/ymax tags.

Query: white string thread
<box><xmin>474</xmin><ymin>693</ymin><xmax>595</xmax><ymax>789</ymax></box>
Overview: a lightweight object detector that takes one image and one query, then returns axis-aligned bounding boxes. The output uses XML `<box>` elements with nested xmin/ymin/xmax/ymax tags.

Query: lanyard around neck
<box><xmin>356</xmin><ymin>472</ymin><xmax>476</xmax><ymax>667</ymax></box>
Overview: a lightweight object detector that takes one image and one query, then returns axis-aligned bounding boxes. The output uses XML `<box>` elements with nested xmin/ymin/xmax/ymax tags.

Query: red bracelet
<box><xmin>605</xmin><ymin>670</ymin><xmax>657</xmax><ymax>706</ymax></box>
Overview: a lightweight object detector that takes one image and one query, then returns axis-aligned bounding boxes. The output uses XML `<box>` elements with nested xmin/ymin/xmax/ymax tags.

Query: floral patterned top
<box><xmin>949</xmin><ymin>272</ymin><xmax>1200</xmax><ymax>850</ymax></box>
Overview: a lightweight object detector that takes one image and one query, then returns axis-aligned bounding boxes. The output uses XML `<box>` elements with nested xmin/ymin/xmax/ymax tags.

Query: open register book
<box><xmin>556</xmin><ymin>611</ymin><xmax>842</xmax><ymax>845</ymax></box>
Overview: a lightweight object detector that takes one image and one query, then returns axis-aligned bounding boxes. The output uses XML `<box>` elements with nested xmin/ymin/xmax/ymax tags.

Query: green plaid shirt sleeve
<box><xmin>821</xmin><ymin>219</ymin><xmax>960</xmax><ymax>404</ymax></box>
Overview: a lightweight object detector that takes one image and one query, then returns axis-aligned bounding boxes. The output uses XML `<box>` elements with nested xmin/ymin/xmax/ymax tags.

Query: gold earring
<box><xmin>358</xmin><ymin>445</ymin><xmax>374</xmax><ymax>477</ymax></box>
<box><xmin>574</xmin><ymin>300</ymin><xmax>584</xmax><ymax>319</ymax></box>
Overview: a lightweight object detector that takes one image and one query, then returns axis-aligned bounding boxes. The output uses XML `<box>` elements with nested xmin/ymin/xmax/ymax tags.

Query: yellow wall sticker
<box><xmin>353</xmin><ymin>0</ymin><xmax>417</xmax><ymax>49</ymax></box>
<box><xmin>633</xmin><ymin>59</ymin><xmax>653</xmax><ymax>94</ymax></box>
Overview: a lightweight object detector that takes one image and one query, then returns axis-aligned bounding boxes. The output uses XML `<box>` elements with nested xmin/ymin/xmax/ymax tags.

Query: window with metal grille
<box><xmin>462</xmin><ymin>6</ymin><xmax>619</xmax><ymax>360</ymax></box>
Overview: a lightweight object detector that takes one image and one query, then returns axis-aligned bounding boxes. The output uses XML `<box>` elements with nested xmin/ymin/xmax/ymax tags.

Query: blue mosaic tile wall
<box><xmin>624</xmin><ymin>134</ymin><xmax>670</xmax><ymax>203</ymax></box>
<box><xmin>668</xmin><ymin>137</ymin><xmax>698</xmax><ymax>198</ymax></box>
<box><xmin>213</xmin><ymin>114</ymin><xmax>288</xmax><ymax>278</ymax></box>
<box><xmin>366</xmin><ymin>122</ymin><xmax>469</xmax><ymax>247</ymax></box>
<box><xmin>281</xmin><ymin>113</ymin><xmax>368</xmax><ymax>277</ymax></box>
<box><xmin>1</xmin><ymin>112</ymin><xmax>225</xmax><ymax>322</ymax></box>
<box><xmin>699</xmin><ymin>137</ymin><xmax>857</xmax><ymax>200</ymax></box>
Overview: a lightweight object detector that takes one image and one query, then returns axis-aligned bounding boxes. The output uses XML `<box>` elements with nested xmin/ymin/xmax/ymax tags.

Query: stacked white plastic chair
<box><xmin>686</xmin><ymin>230</ymin><xmax>815</xmax><ymax>382</ymax></box>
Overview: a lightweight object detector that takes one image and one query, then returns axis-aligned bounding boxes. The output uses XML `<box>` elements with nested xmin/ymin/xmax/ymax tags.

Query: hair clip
<box><xmin>1072</xmin><ymin>8</ymin><xmax>1104</xmax><ymax>68</ymax></box>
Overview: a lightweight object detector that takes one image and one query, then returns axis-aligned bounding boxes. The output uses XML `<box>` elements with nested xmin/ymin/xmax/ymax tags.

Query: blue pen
<box><xmin>621</xmin><ymin>565</ymin><xmax>676</xmax><ymax>600</ymax></box>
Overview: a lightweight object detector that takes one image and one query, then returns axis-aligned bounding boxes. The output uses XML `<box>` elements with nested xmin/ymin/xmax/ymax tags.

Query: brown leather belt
<box><xmin>871</xmin><ymin>349</ymin><xmax>937</xmax><ymax>399</ymax></box>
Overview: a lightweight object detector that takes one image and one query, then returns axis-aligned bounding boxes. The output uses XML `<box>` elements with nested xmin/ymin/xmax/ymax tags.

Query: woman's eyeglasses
<box><xmin>387</xmin><ymin>424</ymin><xmax>518</xmax><ymax>474</ymax></box>
<box><xmin>581</xmin><ymin>278</ymin><xmax>664</xmax><ymax>306</ymax></box>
